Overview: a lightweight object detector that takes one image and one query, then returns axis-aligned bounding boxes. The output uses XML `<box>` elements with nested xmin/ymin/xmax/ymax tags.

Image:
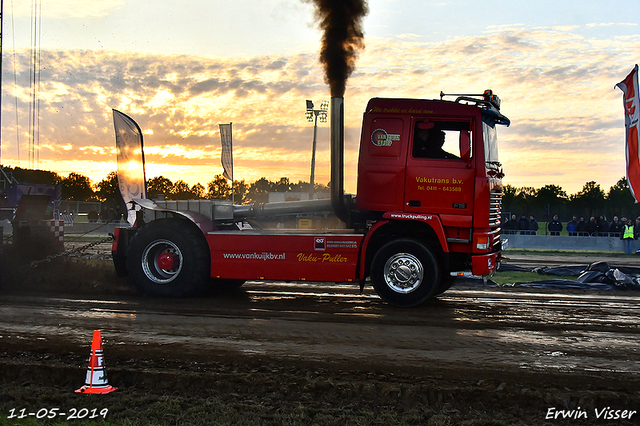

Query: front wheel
<box><xmin>433</xmin><ymin>275</ymin><xmax>456</xmax><ymax>296</ymax></box>
<box><xmin>126</xmin><ymin>218</ymin><xmax>211</xmax><ymax>297</ymax></box>
<box><xmin>371</xmin><ymin>239</ymin><xmax>439</xmax><ymax>307</ymax></box>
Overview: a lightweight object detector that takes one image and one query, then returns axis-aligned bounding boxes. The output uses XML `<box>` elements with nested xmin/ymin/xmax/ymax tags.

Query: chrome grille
<box><xmin>489</xmin><ymin>189</ymin><xmax>502</xmax><ymax>227</ymax></box>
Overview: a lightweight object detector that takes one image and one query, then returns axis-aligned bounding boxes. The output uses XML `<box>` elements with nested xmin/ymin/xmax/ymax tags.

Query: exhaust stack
<box><xmin>330</xmin><ymin>97</ymin><xmax>349</xmax><ymax>223</ymax></box>
<box><xmin>234</xmin><ymin>0</ymin><xmax>365</xmax><ymax>223</ymax></box>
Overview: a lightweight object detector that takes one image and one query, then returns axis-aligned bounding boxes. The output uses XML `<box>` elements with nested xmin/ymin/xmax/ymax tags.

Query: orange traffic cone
<box><xmin>75</xmin><ymin>330</ymin><xmax>117</xmax><ymax>394</ymax></box>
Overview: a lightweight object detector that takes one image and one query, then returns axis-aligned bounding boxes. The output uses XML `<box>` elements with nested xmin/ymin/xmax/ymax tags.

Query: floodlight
<box><xmin>304</xmin><ymin>99</ymin><xmax>329</xmax><ymax>199</ymax></box>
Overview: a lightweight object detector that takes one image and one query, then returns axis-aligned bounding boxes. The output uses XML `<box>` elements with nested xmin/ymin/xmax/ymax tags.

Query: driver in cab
<box><xmin>412</xmin><ymin>121</ymin><xmax>458</xmax><ymax>160</ymax></box>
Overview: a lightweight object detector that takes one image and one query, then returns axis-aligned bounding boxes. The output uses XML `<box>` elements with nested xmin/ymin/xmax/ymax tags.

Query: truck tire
<box><xmin>126</xmin><ymin>218</ymin><xmax>211</xmax><ymax>297</ymax></box>
<box><xmin>433</xmin><ymin>275</ymin><xmax>456</xmax><ymax>296</ymax></box>
<box><xmin>371</xmin><ymin>239</ymin><xmax>439</xmax><ymax>307</ymax></box>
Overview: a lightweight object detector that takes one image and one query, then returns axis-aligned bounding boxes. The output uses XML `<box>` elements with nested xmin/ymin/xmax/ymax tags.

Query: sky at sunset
<box><xmin>1</xmin><ymin>0</ymin><xmax>639</xmax><ymax>195</ymax></box>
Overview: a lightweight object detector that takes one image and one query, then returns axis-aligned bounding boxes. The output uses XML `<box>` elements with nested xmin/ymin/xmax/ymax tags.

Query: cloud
<box><xmin>587</xmin><ymin>23</ymin><xmax>638</xmax><ymax>28</ymax></box>
<box><xmin>2</xmin><ymin>25</ymin><xmax>639</xmax><ymax>194</ymax></box>
<box><xmin>189</xmin><ymin>78</ymin><xmax>225</xmax><ymax>96</ymax></box>
<box><xmin>13</xmin><ymin>0</ymin><xmax>126</xmax><ymax>19</ymax></box>
<box><xmin>395</xmin><ymin>33</ymin><xmax>423</xmax><ymax>40</ymax></box>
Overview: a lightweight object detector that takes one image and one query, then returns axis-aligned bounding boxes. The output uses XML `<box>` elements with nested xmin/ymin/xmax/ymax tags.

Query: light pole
<box><xmin>305</xmin><ymin>99</ymin><xmax>328</xmax><ymax>199</ymax></box>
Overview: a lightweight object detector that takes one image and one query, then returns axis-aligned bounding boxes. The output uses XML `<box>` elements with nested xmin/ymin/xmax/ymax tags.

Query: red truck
<box><xmin>112</xmin><ymin>91</ymin><xmax>510</xmax><ymax>307</ymax></box>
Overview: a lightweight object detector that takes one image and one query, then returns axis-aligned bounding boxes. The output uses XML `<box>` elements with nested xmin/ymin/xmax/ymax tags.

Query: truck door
<box><xmin>404</xmin><ymin>119</ymin><xmax>475</xmax><ymax>217</ymax></box>
<box><xmin>357</xmin><ymin>116</ymin><xmax>408</xmax><ymax>212</ymax></box>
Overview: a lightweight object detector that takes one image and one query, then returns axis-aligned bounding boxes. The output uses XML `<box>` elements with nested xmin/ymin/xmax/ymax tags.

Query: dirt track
<box><xmin>1</xmin><ymin>251</ymin><xmax>639</xmax><ymax>425</ymax></box>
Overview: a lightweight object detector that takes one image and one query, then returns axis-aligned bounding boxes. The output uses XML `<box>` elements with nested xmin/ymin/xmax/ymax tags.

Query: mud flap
<box><xmin>359</xmin><ymin>278</ymin><xmax>366</xmax><ymax>294</ymax></box>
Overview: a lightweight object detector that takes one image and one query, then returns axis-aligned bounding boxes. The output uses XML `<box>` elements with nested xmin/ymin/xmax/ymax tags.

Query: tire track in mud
<box><xmin>1</xmin><ymin>283</ymin><xmax>639</xmax><ymax>381</ymax></box>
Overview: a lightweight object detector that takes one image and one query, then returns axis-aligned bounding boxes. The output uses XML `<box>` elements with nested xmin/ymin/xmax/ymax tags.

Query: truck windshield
<box><xmin>482</xmin><ymin>116</ymin><xmax>499</xmax><ymax>164</ymax></box>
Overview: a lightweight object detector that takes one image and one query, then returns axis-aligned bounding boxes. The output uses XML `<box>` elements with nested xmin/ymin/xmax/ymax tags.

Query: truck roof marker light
<box><xmin>483</xmin><ymin>90</ymin><xmax>501</xmax><ymax>110</ymax></box>
<box><xmin>440</xmin><ymin>90</ymin><xmax>502</xmax><ymax>110</ymax></box>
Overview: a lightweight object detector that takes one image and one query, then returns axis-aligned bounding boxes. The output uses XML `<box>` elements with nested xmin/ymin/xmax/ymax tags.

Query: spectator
<box><xmin>622</xmin><ymin>219</ymin><xmax>636</xmax><ymax>254</ymax></box>
<box><xmin>597</xmin><ymin>215</ymin><xmax>609</xmax><ymax>237</ymax></box>
<box><xmin>528</xmin><ymin>215</ymin><xmax>539</xmax><ymax>235</ymax></box>
<box><xmin>586</xmin><ymin>217</ymin><xmax>598</xmax><ymax>236</ymax></box>
<box><xmin>609</xmin><ymin>216</ymin><xmax>622</xmax><ymax>236</ymax></box>
<box><xmin>576</xmin><ymin>216</ymin><xmax>587</xmax><ymax>237</ymax></box>
<box><xmin>88</xmin><ymin>207</ymin><xmax>99</xmax><ymax>223</ymax></box>
<box><xmin>107</xmin><ymin>207</ymin><xmax>118</xmax><ymax>222</ymax></box>
<box><xmin>549</xmin><ymin>215</ymin><xmax>563</xmax><ymax>236</ymax></box>
<box><xmin>518</xmin><ymin>214</ymin><xmax>530</xmax><ymax>235</ymax></box>
<box><xmin>503</xmin><ymin>214</ymin><xmax>517</xmax><ymax>234</ymax></box>
<box><xmin>576</xmin><ymin>217</ymin><xmax>587</xmax><ymax>236</ymax></box>
<box><xmin>566</xmin><ymin>215</ymin><xmax>578</xmax><ymax>236</ymax></box>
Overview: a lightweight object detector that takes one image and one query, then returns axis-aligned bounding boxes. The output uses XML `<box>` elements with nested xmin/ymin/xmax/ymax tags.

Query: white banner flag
<box><xmin>219</xmin><ymin>123</ymin><xmax>233</xmax><ymax>181</ymax></box>
<box><xmin>113</xmin><ymin>109</ymin><xmax>147</xmax><ymax>225</ymax></box>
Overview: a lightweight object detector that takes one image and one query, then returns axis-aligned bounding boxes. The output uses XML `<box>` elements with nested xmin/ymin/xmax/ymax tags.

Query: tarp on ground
<box><xmin>487</xmin><ymin>261</ymin><xmax>640</xmax><ymax>291</ymax></box>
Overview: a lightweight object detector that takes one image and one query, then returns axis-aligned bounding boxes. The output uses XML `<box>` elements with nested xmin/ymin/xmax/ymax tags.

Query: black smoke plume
<box><xmin>306</xmin><ymin>0</ymin><xmax>368</xmax><ymax>97</ymax></box>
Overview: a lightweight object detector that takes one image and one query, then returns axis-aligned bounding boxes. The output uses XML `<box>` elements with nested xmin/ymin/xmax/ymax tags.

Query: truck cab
<box><xmin>356</xmin><ymin>92</ymin><xmax>509</xmax><ymax>299</ymax></box>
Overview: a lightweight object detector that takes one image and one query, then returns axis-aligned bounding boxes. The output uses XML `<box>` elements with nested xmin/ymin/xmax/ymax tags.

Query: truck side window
<box><xmin>412</xmin><ymin>121</ymin><xmax>470</xmax><ymax>160</ymax></box>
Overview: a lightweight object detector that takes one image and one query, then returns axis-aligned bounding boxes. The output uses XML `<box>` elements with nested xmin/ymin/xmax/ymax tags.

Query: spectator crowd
<box><xmin>502</xmin><ymin>214</ymin><xmax>639</xmax><ymax>238</ymax></box>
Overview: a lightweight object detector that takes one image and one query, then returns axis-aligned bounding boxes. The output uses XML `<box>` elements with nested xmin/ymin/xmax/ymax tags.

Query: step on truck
<box><xmin>112</xmin><ymin>91</ymin><xmax>510</xmax><ymax>307</ymax></box>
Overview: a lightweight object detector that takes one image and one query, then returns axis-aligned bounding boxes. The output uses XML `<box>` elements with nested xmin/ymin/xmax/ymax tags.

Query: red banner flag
<box><xmin>616</xmin><ymin>65</ymin><xmax>640</xmax><ymax>203</ymax></box>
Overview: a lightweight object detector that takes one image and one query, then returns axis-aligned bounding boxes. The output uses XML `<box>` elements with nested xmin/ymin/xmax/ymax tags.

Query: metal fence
<box><xmin>503</xmin><ymin>230</ymin><xmax>622</xmax><ymax>238</ymax></box>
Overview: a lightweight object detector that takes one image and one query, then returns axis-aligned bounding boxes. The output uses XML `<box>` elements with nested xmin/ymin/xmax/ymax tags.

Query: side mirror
<box><xmin>459</xmin><ymin>131</ymin><xmax>471</xmax><ymax>165</ymax></box>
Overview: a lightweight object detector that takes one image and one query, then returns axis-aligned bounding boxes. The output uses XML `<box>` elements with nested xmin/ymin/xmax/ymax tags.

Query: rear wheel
<box><xmin>371</xmin><ymin>239</ymin><xmax>439</xmax><ymax>307</ymax></box>
<box><xmin>126</xmin><ymin>218</ymin><xmax>211</xmax><ymax>297</ymax></box>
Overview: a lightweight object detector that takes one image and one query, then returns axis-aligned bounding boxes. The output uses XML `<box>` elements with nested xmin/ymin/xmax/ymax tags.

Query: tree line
<box><xmin>4</xmin><ymin>166</ymin><xmax>639</xmax><ymax>221</ymax></box>
<box><xmin>146</xmin><ymin>175</ymin><xmax>329</xmax><ymax>205</ymax></box>
<box><xmin>503</xmin><ymin>178</ymin><xmax>640</xmax><ymax>223</ymax></box>
<box><xmin>3</xmin><ymin>166</ymin><xmax>329</xmax><ymax>207</ymax></box>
